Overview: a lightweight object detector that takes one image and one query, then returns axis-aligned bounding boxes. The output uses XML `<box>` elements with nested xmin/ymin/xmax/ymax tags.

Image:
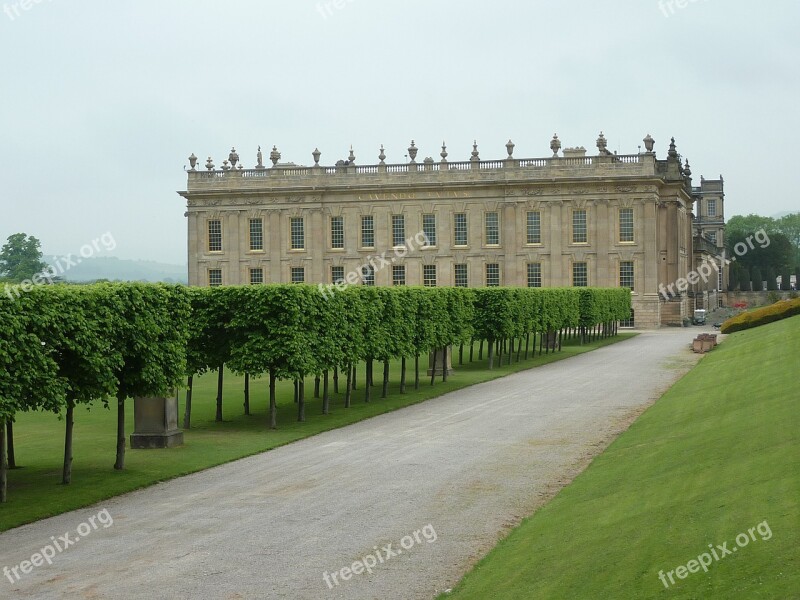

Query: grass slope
<box><xmin>0</xmin><ymin>334</ymin><xmax>633</xmax><ymax>532</ymax></box>
<box><xmin>444</xmin><ymin>317</ymin><xmax>799</xmax><ymax>599</ymax></box>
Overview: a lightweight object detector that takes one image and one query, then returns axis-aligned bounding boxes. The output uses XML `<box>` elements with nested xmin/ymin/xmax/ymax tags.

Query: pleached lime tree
<box><xmin>27</xmin><ymin>285</ymin><xmax>122</xmax><ymax>484</ymax></box>
<box><xmin>110</xmin><ymin>284</ymin><xmax>190</xmax><ymax>471</ymax></box>
<box><xmin>0</xmin><ymin>293</ymin><xmax>64</xmax><ymax>502</ymax></box>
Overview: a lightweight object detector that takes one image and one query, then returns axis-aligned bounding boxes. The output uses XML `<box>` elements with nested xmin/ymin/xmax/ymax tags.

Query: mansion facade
<box><xmin>179</xmin><ymin>133</ymin><xmax>726</xmax><ymax>328</ymax></box>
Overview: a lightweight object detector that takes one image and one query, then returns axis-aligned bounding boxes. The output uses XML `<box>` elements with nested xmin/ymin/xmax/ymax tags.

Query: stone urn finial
<box><xmin>348</xmin><ymin>145</ymin><xmax>356</xmax><ymax>165</ymax></box>
<box><xmin>229</xmin><ymin>147</ymin><xmax>239</xmax><ymax>168</ymax></box>
<box><xmin>470</xmin><ymin>140</ymin><xmax>480</xmax><ymax>161</ymax></box>
<box><xmin>221</xmin><ymin>159</ymin><xmax>231</xmax><ymax>171</ymax></box>
<box><xmin>550</xmin><ymin>133</ymin><xmax>561</xmax><ymax>157</ymax></box>
<box><xmin>378</xmin><ymin>144</ymin><xmax>386</xmax><ymax>164</ymax></box>
<box><xmin>188</xmin><ymin>153</ymin><xmax>198</xmax><ymax>171</ymax></box>
<box><xmin>270</xmin><ymin>145</ymin><xmax>281</xmax><ymax>167</ymax></box>
<box><xmin>408</xmin><ymin>140</ymin><xmax>418</xmax><ymax>163</ymax></box>
<box><xmin>312</xmin><ymin>147</ymin><xmax>321</xmax><ymax>166</ymax></box>
<box><xmin>205</xmin><ymin>156</ymin><xmax>215</xmax><ymax>171</ymax></box>
<box><xmin>440</xmin><ymin>141</ymin><xmax>448</xmax><ymax>162</ymax></box>
<box><xmin>684</xmin><ymin>159</ymin><xmax>692</xmax><ymax>177</ymax></box>
<box><xmin>643</xmin><ymin>133</ymin><xmax>655</xmax><ymax>153</ymax></box>
<box><xmin>596</xmin><ymin>131</ymin><xmax>608</xmax><ymax>154</ymax></box>
<box><xmin>506</xmin><ymin>139</ymin><xmax>515</xmax><ymax>158</ymax></box>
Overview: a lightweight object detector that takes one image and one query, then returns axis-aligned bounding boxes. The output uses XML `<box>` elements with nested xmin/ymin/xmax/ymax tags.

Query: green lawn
<box><xmin>0</xmin><ymin>333</ymin><xmax>633</xmax><ymax>532</ymax></box>
<box><xmin>443</xmin><ymin>316</ymin><xmax>799</xmax><ymax>599</ymax></box>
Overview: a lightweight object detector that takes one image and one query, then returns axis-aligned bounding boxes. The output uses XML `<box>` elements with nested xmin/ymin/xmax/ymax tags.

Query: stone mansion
<box><xmin>179</xmin><ymin>133</ymin><xmax>726</xmax><ymax>328</ymax></box>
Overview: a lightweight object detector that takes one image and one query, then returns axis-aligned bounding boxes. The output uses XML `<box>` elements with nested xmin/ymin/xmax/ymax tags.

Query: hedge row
<box><xmin>1</xmin><ymin>283</ymin><xmax>630</xmax><ymax>501</ymax></box>
<box><xmin>720</xmin><ymin>298</ymin><xmax>800</xmax><ymax>334</ymax></box>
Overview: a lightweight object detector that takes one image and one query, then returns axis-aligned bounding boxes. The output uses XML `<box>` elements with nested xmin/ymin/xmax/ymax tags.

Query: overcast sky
<box><xmin>1</xmin><ymin>0</ymin><xmax>797</xmax><ymax>265</ymax></box>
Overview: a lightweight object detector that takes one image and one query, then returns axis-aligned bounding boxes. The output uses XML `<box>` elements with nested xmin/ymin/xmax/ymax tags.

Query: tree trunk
<box><xmin>6</xmin><ymin>419</ymin><xmax>15</xmax><ymax>470</ymax></box>
<box><xmin>470</xmin><ymin>338</ymin><xmax>475</xmax><ymax>362</ymax></box>
<box><xmin>62</xmin><ymin>399</ymin><xmax>75</xmax><ymax>484</ymax></box>
<box><xmin>0</xmin><ymin>419</ymin><xmax>6</xmax><ymax>503</ymax></box>
<box><xmin>352</xmin><ymin>364</ymin><xmax>357</xmax><ymax>390</ymax></box>
<box><xmin>516</xmin><ymin>337</ymin><xmax>522</xmax><ymax>362</ymax></box>
<box><xmin>297</xmin><ymin>378</ymin><xmax>305</xmax><ymax>422</ymax></box>
<box><xmin>507</xmin><ymin>339</ymin><xmax>512</xmax><ymax>365</ymax></box>
<box><xmin>400</xmin><ymin>357</ymin><xmax>407</xmax><ymax>394</ymax></box>
<box><xmin>322</xmin><ymin>370</ymin><xmax>330</xmax><ymax>414</ymax></box>
<box><xmin>269</xmin><ymin>368</ymin><xmax>277</xmax><ymax>429</ymax></box>
<box><xmin>345</xmin><ymin>364</ymin><xmax>352</xmax><ymax>408</ymax></box>
<box><xmin>539</xmin><ymin>331</ymin><xmax>544</xmax><ymax>356</ymax></box>
<box><xmin>364</xmin><ymin>361</ymin><xmax>372</xmax><ymax>402</ymax></box>
<box><xmin>314</xmin><ymin>375</ymin><xmax>320</xmax><ymax>399</ymax></box>
<box><xmin>430</xmin><ymin>348</ymin><xmax>437</xmax><ymax>385</ymax></box>
<box><xmin>382</xmin><ymin>359</ymin><xmax>389</xmax><ymax>398</ymax></box>
<box><xmin>414</xmin><ymin>355</ymin><xmax>420</xmax><ymax>390</ymax></box>
<box><xmin>497</xmin><ymin>338</ymin><xmax>502</xmax><ymax>365</ymax></box>
<box><xmin>459</xmin><ymin>343</ymin><xmax>464</xmax><ymax>366</ymax></box>
<box><xmin>488</xmin><ymin>338</ymin><xmax>495</xmax><ymax>369</ymax></box>
<box><xmin>479</xmin><ymin>339</ymin><xmax>484</xmax><ymax>360</ymax></box>
<box><xmin>442</xmin><ymin>346</ymin><xmax>448</xmax><ymax>382</ymax></box>
<box><xmin>114</xmin><ymin>391</ymin><xmax>125</xmax><ymax>471</ymax></box>
<box><xmin>333</xmin><ymin>366</ymin><xmax>339</xmax><ymax>394</ymax></box>
<box><xmin>525</xmin><ymin>332</ymin><xmax>530</xmax><ymax>360</ymax></box>
<box><xmin>294</xmin><ymin>379</ymin><xmax>299</xmax><ymax>404</ymax></box>
<box><xmin>183</xmin><ymin>374</ymin><xmax>193</xmax><ymax>430</ymax></box>
<box><xmin>243</xmin><ymin>373</ymin><xmax>251</xmax><ymax>416</ymax></box>
<box><xmin>215</xmin><ymin>364</ymin><xmax>224</xmax><ymax>422</ymax></box>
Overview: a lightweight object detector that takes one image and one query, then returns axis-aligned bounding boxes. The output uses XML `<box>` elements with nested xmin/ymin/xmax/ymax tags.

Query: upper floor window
<box><xmin>290</xmin><ymin>217</ymin><xmax>305</xmax><ymax>250</ymax></box>
<box><xmin>361</xmin><ymin>215</ymin><xmax>375</xmax><ymax>248</ymax></box>
<box><xmin>526</xmin><ymin>211</ymin><xmax>541</xmax><ymax>245</ymax></box>
<box><xmin>331</xmin><ymin>216</ymin><xmax>344</xmax><ymax>249</ymax></box>
<box><xmin>392</xmin><ymin>215</ymin><xmax>405</xmax><ymax>247</ymax></box>
<box><xmin>572</xmin><ymin>209</ymin><xmax>587</xmax><ymax>244</ymax></box>
<box><xmin>619</xmin><ymin>208</ymin><xmax>634</xmax><ymax>243</ymax></box>
<box><xmin>485</xmin><ymin>212</ymin><xmax>500</xmax><ymax>246</ymax></box>
<box><xmin>454</xmin><ymin>213</ymin><xmax>468</xmax><ymax>246</ymax></box>
<box><xmin>249</xmin><ymin>218</ymin><xmax>263</xmax><ymax>251</ymax></box>
<box><xmin>707</xmin><ymin>199</ymin><xmax>717</xmax><ymax>217</ymax></box>
<box><xmin>422</xmin><ymin>214</ymin><xmax>437</xmax><ymax>247</ymax></box>
<box><xmin>208</xmin><ymin>220</ymin><xmax>222</xmax><ymax>252</ymax></box>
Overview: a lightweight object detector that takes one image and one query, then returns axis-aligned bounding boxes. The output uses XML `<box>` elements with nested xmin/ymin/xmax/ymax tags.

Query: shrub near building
<box><xmin>720</xmin><ymin>298</ymin><xmax>800</xmax><ymax>334</ymax></box>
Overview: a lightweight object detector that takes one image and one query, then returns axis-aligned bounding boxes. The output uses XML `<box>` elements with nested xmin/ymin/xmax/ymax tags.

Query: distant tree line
<box><xmin>725</xmin><ymin>213</ymin><xmax>800</xmax><ymax>291</ymax></box>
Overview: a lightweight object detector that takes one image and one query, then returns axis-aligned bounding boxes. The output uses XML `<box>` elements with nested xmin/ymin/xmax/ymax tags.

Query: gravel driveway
<box><xmin>0</xmin><ymin>329</ymin><xmax>703</xmax><ymax>599</ymax></box>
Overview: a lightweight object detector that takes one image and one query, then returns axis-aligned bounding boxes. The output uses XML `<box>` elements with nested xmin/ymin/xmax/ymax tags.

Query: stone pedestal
<box><xmin>130</xmin><ymin>395</ymin><xmax>184</xmax><ymax>449</ymax></box>
<box><xmin>427</xmin><ymin>347</ymin><xmax>454</xmax><ymax>377</ymax></box>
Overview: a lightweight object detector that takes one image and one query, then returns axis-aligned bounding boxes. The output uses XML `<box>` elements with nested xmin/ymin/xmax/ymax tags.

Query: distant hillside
<box><xmin>45</xmin><ymin>256</ymin><xmax>188</xmax><ymax>284</ymax></box>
